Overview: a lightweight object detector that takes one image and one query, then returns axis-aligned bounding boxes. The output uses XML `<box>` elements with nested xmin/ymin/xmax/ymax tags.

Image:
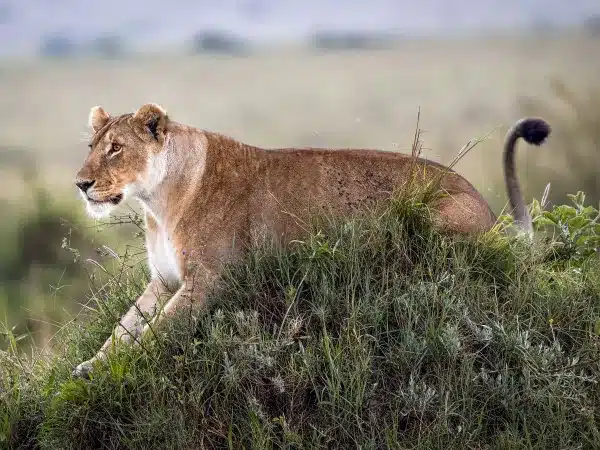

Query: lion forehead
<box><xmin>91</xmin><ymin>114</ymin><xmax>135</xmax><ymax>147</ymax></box>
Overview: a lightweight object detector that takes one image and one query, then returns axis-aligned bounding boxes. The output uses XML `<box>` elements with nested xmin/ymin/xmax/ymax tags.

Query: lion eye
<box><xmin>108</xmin><ymin>143</ymin><xmax>122</xmax><ymax>155</ymax></box>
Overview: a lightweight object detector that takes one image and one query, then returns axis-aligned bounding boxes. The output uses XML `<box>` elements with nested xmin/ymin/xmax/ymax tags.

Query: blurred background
<box><xmin>1</xmin><ymin>0</ymin><xmax>599</xmax><ymax>351</ymax></box>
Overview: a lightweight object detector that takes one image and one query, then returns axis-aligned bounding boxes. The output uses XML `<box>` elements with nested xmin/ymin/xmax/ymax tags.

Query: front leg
<box><xmin>140</xmin><ymin>270</ymin><xmax>215</xmax><ymax>342</ymax></box>
<box><xmin>72</xmin><ymin>278</ymin><xmax>173</xmax><ymax>378</ymax></box>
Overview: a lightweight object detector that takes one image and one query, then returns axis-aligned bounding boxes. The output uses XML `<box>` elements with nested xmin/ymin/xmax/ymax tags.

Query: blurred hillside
<box><xmin>0</xmin><ymin>2</ymin><xmax>599</xmax><ymax>352</ymax></box>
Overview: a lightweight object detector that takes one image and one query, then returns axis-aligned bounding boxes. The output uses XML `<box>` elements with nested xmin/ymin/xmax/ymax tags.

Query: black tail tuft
<box><xmin>516</xmin><ymin>117</ymin><xmax>551</xmax><ymax>146</ymax></box>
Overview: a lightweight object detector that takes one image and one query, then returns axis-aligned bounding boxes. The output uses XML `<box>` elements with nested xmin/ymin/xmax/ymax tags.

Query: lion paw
<box><xmin>72</xmin><ymin>359</ymin><xmax>95</xmax><ymax>379</ymax></box>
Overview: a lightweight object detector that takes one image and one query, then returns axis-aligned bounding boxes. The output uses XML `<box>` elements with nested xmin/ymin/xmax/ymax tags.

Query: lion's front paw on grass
<box><xmin>71</xmin><ymin>359</ymin><xmax>95</xmax><ymax>379</ymax></box>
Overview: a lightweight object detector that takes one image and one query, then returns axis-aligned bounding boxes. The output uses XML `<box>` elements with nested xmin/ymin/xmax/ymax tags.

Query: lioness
<box><xmin>72</xmin><ymin>103</ymin><xmax>550</xmax><ymax>377</ymax></box>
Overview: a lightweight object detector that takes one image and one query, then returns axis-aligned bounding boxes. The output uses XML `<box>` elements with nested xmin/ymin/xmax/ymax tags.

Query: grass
<box><xmin>2</xmin><ymin>183</ymin><xmax>600</xmax><ymax>449</ymax></box>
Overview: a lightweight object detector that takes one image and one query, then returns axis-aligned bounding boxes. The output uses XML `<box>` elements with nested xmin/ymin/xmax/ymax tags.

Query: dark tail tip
<box><xmin>515</xmin><ymin>117</ymin><xmax>551</xmax><ymax>146</ymax></box>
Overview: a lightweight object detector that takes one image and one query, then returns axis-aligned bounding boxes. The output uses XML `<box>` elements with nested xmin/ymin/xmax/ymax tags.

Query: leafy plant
<box><xmin>533</xmin><ymin>191</ymin><xmax>600</xmax><ymax>263</ymax></box>
<box><xmin>499</xmin><ymin>189</ymin><xmax>600</xmax><ymax>266</ymax></box>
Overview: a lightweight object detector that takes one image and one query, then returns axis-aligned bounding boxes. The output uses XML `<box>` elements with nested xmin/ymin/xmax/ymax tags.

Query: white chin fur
<box><xmin>85</xmin><ymin>201</ymin><xmax>116</xmax><ymax>219</ymax></box>
<box><xmin>78</xmin><ymin>190</ymin><xmax>120</xmax><ymax>219</ymax></box>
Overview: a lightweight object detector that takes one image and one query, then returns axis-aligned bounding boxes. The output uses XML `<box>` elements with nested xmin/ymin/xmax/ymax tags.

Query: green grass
<box><xmin>2</xmin><ymin>186</ymin><xmax>600</xmax><ymax>449</ymax></box>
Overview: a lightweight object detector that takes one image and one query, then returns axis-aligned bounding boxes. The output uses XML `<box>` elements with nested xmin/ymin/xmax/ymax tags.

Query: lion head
<box><xmin>75</xmin><ymin>103</ymin><xmax>169</xmax><ymax>218</ymax></box>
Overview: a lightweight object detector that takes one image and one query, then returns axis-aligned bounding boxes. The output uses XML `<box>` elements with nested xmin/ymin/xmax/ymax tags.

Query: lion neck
<box><xmin>136</xmin><ymin>124</ymin><xmax>208</xmax><ymax>229</ymax></box>
<box><xmin>135</xmin><ymin>124</ymin><xmax>262</xmax><ymax>231</ymax></box>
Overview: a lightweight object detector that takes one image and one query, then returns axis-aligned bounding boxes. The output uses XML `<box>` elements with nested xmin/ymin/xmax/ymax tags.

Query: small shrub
<box><xmin>310</xmin><ymin>31</ymin><xmax>395</xmax><ymax>51</ymax></box>
<box><xmin>87</xmin><ymin>34</ymin><xmax>125</xmax><ymax>59</ymax></box>
<box><xmin>532</xmin><ymin>191</ymin><xmax>600</xmax><ymax>265</ymax></box>
<box><xmin>190</xmin><ymin>31</ymin><xmax>248</xmax><ymax>56</ymax></box>
<box><xmin>38</xmin><ymin>33</ymin><xmax>76</xmax><ymax>58</ymax></box>
<box><xmin>582</xmin><ymin>15</ymin><xmax>600</xmax><ymax>36</ymax></box>
<box><xmin>500</xmin><ymin>189</ymin><xmax>600</xmax><ymax>267</ymax></box>
<box><xmin>0</xmin><ymin>5</ymin><xmax>11</xmax><ymax>25</ymax></box>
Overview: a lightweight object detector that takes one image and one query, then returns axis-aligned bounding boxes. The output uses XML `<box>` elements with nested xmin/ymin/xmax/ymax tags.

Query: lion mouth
<box><xmin>87</xmin><ymin>194</ymin><xmax>123</xmax><ymax>205</ymax></box>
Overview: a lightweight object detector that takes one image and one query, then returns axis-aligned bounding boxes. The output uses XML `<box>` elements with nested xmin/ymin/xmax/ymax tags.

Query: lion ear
<box><xmin>88</xmin><ymin>106</ymin><xmax>111</xmax><ymax>132</ymax></box>
<box><xmin>133</xmin><ymin>103</ymin><xmax>168</xmax><ymax>141</ymax></box>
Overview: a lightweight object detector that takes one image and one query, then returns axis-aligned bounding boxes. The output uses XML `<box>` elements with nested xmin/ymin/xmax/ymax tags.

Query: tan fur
<box><xmin>72</xmin><ymin>103</ymin><xmax>548</xmax><ymax>378</ymax></box>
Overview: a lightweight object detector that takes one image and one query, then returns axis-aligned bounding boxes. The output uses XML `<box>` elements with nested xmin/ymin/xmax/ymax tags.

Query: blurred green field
<box><xmin>1</xmin><ymin>31</ymin><xmax>599</xmax><ymax>350</ymax></box>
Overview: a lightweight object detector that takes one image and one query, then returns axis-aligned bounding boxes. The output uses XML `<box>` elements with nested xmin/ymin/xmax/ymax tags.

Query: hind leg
<box><xmin>431</xmin><ymin>192</ymin><xmax>496</xmax><ymax>234</ymax></box>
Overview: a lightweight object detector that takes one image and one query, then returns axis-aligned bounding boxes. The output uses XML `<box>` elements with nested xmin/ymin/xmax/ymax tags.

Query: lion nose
<box><xmin>75</xmin><ymin>179</ymin><xmax>95</xmax><ymax>193</ymax></box>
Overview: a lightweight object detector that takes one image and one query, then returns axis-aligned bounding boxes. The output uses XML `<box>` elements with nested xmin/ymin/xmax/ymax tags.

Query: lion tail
<box><xmin>502</xmin><ymin>117</ymin><xmax>551</xmax><ymax>233</ymax></box>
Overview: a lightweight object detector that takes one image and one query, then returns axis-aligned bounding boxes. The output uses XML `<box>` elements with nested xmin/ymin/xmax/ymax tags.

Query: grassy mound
<box><xmin>2</xmin><ymin>191</ymin><xmax>600</xmax><ymax>449</ymax></box>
